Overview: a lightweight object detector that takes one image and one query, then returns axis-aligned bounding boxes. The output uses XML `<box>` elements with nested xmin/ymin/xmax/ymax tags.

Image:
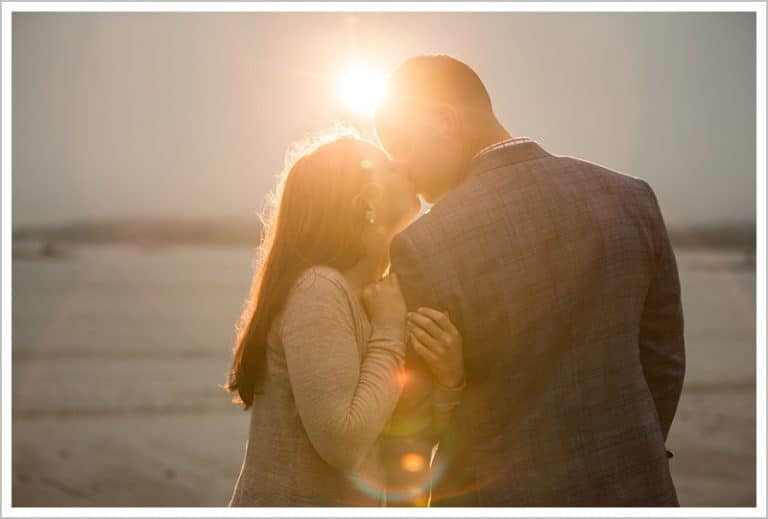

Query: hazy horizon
<box><xmin>12</xmin><ymin>12</ymin><xmax>756</xmax><ymax>229</ymax></box>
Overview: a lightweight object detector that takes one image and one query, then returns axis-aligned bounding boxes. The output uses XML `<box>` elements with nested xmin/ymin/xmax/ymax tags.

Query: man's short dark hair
<box><xmin>381</xmin><ymin>54</ymin><xmax>493</xmax><ymax>110</ymax></box>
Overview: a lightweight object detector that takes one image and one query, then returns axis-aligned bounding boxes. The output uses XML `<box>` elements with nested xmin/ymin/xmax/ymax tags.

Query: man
<box><xmin>374</xmin><ymin>54</ymin><xmax>685</xmax><ymax>506</ymax></box>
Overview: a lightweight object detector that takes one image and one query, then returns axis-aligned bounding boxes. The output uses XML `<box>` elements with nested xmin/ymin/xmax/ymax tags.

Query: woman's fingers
<box><xmin>407</xmin><ymin>311</ymin><xmax>444</xmax><ymax>340</ymax></box>
<box><xmin>411</xmin><ymin>332</ymin><xmax>439</xmax><ymax>365</ymax></box>
<box><xmin>411</xmin><ymin>326</ymin><xmax>445</xmax><ymax>355</ymax></box>
<box><xmin>416</xmin><ymin>307</ymin><xmax>457</xmax><ymax>334</ymax></box>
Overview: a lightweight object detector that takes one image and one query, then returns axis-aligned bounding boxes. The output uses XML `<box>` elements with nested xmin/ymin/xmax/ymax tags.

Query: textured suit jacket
<box><xmin>386</xmin><ymin>140</ymin><xmax>685</xmax><ymax>506</ymax></box>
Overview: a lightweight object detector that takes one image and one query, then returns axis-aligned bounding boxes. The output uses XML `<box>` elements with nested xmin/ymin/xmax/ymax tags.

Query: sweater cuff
<box><xmin>368</xmin><ymin>324</ymin><xmax>407</xmax><ymax>358</ymax></box>
<box><xmin>432</xmin><ymin>376</ymin><xmax>466</xmax><ymax>407</ymax></box>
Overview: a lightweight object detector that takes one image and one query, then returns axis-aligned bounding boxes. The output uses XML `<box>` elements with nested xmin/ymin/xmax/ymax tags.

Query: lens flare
<box><xmin>400</xmin><ymin>452</ymin><xmax>427</xmax><ymax>473</ymax></box>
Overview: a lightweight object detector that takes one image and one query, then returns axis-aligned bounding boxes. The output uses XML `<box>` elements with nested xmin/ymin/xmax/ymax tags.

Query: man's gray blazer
<box><xmin>387</xmin><ymin>140</ymin><xmax>685</xmax><ymax>506</ymax></box>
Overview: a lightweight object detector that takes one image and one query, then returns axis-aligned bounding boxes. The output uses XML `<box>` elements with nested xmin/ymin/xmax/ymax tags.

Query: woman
<box><xmin>225</xmin><ymin>130</ymin><xmax>466</xmax><ymax>506</ymax></box>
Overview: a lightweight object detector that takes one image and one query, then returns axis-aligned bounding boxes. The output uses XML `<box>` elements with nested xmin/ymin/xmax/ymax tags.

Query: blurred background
<box><xmin>10</xmin><ymin>11</ymin><xmax>756</xmax><ymax>506</ymax></box>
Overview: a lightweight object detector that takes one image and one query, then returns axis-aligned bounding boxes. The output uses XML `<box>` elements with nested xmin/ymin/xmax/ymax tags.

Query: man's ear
<box><xmin>427</xmin><ymin>104</ymin><xmax>460</xmax><ymax>140</ymax></box>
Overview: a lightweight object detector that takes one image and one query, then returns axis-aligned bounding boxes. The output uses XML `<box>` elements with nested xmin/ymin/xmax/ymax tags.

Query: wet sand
<box><xmin>10</xmin><ymin>246</ymin><xmax>756</xmax><ymax>507</ymax></box>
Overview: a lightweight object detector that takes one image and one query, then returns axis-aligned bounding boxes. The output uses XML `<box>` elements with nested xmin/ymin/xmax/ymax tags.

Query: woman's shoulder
<box><xmin>278</xmin><ymin>265</ymin><xmax>358</xmax><ymax>337</ymax></box>
<box><xmin>292</xmin><ymin>265</ymin><xmax>349</xmax><ymax>293</ymax></box>
<box><xmin>283</xmin><ymin>265</ymin><xmax>355</xmax><ymax>312</ymax></box>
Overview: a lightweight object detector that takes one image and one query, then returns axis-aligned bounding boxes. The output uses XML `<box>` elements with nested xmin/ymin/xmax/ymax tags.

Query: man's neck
<box><xmin>427</xmin><ymin>119</ymin><xmax>514</xmax><ymax>205</ymax></box>
<box><xmin>449</xmin><ymin>122</ymin><xmax>513</xmax><ymax>191</ymax></box>
<box><xmin>469</xmin><ymin>121</ymin><xmax>512</xmax><ymax>159</ymax></box>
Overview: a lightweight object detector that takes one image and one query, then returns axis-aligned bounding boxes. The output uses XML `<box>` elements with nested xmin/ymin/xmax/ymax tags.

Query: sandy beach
<box><xmin>10</xmin><ymin>245</ymin><xmax>756</xmax><ymax>507</ymax></box>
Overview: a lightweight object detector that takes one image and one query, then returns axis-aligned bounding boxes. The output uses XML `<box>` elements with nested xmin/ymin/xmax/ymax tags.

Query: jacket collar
<box><xmin>466</xmin><ymin>138</ymin><xmax>552</xmax><ymax>179</ymax></box>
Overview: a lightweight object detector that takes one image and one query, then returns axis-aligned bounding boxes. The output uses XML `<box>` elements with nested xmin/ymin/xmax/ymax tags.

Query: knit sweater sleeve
<box><xmin>280</xmin><ymin>267</ymin><xmax>407</xmax><ymax>472</ymax></box>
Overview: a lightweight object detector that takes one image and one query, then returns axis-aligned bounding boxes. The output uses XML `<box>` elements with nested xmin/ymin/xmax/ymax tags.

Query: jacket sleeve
<box><xmin>637</xmin><ymin>181</ymin><xmax>686</xmax><ymax>452</ymax></box>
<box><xmin>381</xmin><ymin>231</ymin><xmax>461</xmax><ymax>504</ymax></box>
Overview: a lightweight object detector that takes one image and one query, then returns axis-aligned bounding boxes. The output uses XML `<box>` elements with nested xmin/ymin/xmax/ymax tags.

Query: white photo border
<box><xmin>1</xmin><ymin>2</ymin><xmax>765</xmax><ymax>518</ymax></box>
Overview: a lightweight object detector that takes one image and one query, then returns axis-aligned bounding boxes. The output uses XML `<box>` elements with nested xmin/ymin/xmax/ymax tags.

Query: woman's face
<box><xmin>360</xmin><ymin>145</ymin><xmax>420</xmax><ymax>235</ymax></box>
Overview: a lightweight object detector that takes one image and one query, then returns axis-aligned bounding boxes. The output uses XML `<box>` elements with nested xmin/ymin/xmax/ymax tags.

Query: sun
<box><xmin>337</xmin><ymin>65</ymin><xmax>386</xmax><ymax>116</ymax></box>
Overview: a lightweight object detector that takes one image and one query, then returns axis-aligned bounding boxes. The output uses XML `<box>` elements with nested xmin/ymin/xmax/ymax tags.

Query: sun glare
<box><xmin>338</xmin><ymin>65</ymin><xmax>386</xmax><ymax>116</ymax></box>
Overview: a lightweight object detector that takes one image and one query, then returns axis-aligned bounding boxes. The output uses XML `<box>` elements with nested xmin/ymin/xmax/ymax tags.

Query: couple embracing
<box><xmin>226</xmin><ymin>54</ymin><xmax>685</xmax><ymax>507</ymax></box>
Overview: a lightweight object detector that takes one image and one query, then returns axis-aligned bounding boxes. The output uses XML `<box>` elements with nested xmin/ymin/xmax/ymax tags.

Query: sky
<box><xmin>11</xmin><ymin>11</ymin><xmax>756</xmax><ymax>228</ymax></box>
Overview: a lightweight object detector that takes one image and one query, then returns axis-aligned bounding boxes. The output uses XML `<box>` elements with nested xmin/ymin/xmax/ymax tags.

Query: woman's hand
<box><xmin>407</xmin><ymin>308</ymin><xmax>465</xmax><ymax>388</ymax></box>
<box><xmin>361</xmin><ymin>273</ymin><xmax>407</xmax><ymax>331</ymax></box>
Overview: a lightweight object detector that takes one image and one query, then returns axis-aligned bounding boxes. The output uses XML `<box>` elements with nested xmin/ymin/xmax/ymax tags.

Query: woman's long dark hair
<box><xmin>225</xmin><ymin>130</ymin><xmax>377</xmax><ymax>409</ymax></box>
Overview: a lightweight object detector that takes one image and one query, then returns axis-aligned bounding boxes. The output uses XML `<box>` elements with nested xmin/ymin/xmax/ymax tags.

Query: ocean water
<box><xmin>10</xmin><ymin>244</ymin><xmax>757</xmax><ymax>506</ymax></box>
